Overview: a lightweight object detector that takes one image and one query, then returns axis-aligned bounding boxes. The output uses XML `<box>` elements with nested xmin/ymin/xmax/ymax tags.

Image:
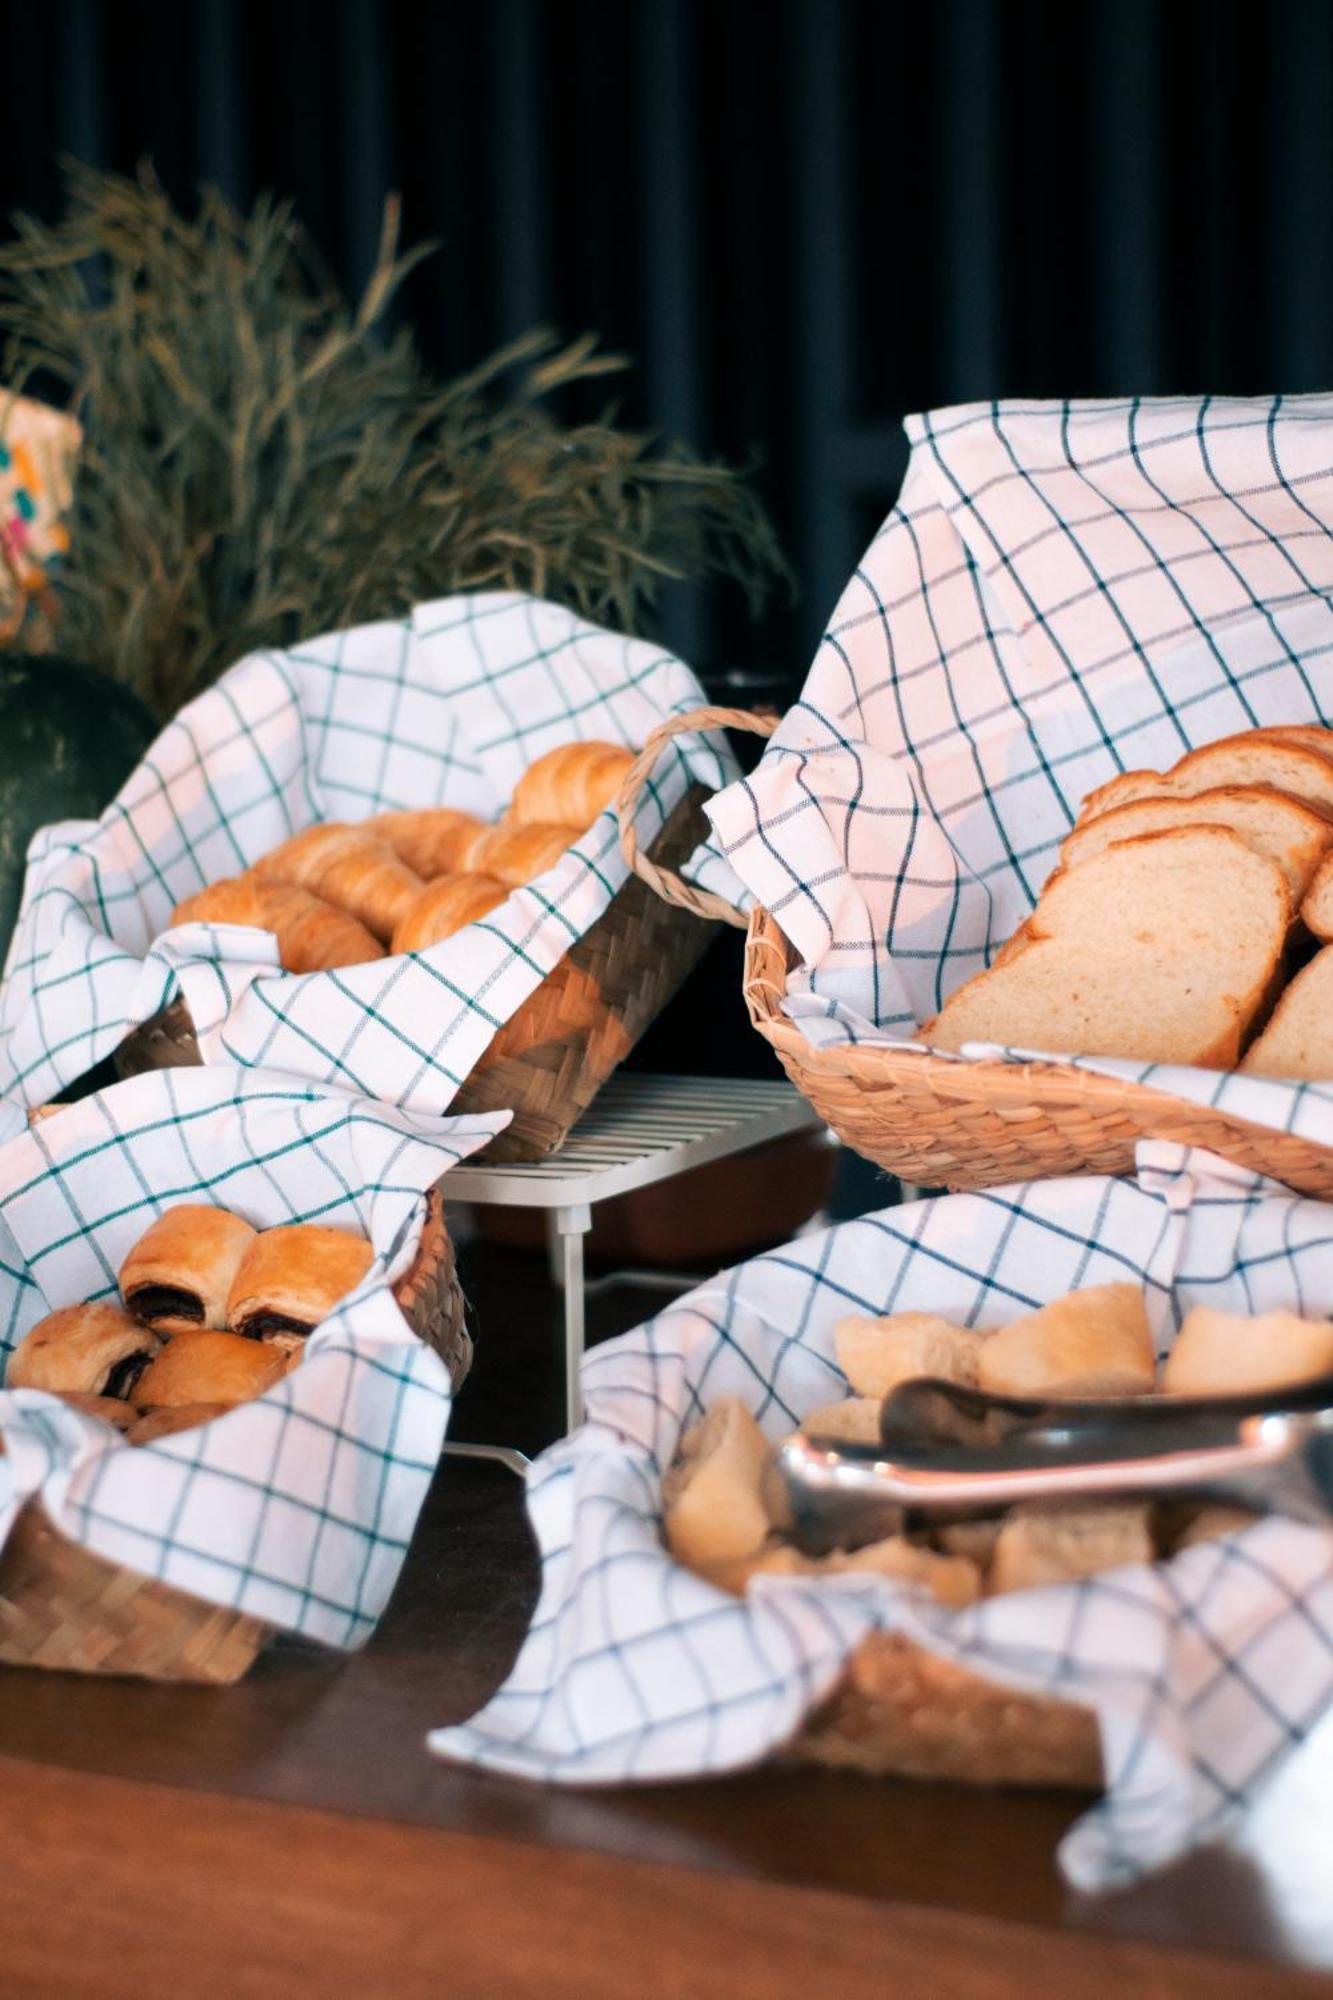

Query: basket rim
<box><xmin>742</xmin><ymin>900</ymin><xmax>1333</xmax><ymax>1165</ymax></box>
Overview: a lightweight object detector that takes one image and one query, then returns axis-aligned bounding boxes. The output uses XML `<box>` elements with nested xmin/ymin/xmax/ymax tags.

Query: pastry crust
<box><xmin>7</xmin><ymin>1303</ymin><xmax>160</xmax><ymax>1397</ymax></box>
<box><xmin>120</xmin><ymin>1205</ymin><xmax>258</xmax><ymax>1335</ymax></box>
<box><xmin>369</xmin><ymin>808</ymin><xmax>489</xmax><ymax>878</ymax></box>
<box><xmin>256</xmin><ymin>825</ymin><xmax>424</xmax><ymax>943</ymax></box>
<box><xmin>466</xmin><ymin>821</ymin><xmax>580</xmax><ymax>887</ymax></box>
<box><xmin>226</xmin><ymin>1224</ymin><xmax>375</xmax><ymax>1341</ymax></box>
<box><xmin>391</xmin><ymin>874</ymin><xmax>510</xmax><ymax>955</ymax></box>
<box><xmin>56</xmin><ymin>1391</ymin><xmax>138</xmax><ymax>1431</ymax></box>
<box><xmin>170</xmin><ymin>876</ymin><xmax>383</xmax><ymax>972</ymax></box>
<box><xmin>132</xmin><ymin>1331</ymin><xmax>290</xmax><ymax>1410</ymax></box>
<box><xmin>509</xmin><ymin>742</ymin><xmax>636</xmax><ymax>829</ymax></box>
<box><xmin>127</xmin><ymin>1402</ymin><xmax>231</xmax><ymax>1444</ymax></box>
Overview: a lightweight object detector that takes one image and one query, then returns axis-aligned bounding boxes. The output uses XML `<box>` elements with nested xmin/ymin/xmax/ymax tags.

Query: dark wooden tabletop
<box><xmin>2</xmin><ymin>1242</ymin><xmax>1332</xmax><ymax>1997</ymax></box>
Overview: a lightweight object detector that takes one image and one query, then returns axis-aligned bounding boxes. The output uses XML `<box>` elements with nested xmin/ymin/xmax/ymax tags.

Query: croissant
<box><xmin>467</xmin><ymin>821</ymin><xmax>580</xmax><ymax>887</ymax></box>
<box><xmin>369</xmin><ymin>807</ymin><xmax>490</xmax><ymax>878</ymax></box>
<box><xmin>391</xmin><ymin>874</ymin><xmax>510</xmax><ymax>954</ymax></box>
<box><xmin>255</xmin><ymin>824</ymin><xmax>423</xmax><ymax>943</ymax></box>
<box><xmin>508</xmin><ymin>742</ymin><xmax>636</xmax><ymax>830</ymax></box>
<box><xmin>170</xmin><ymin>877</ymin><xmax>383</xmax><ymax>973</ymax></box>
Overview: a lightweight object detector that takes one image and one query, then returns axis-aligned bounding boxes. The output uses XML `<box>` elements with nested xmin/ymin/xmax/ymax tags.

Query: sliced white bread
<box><xmin>1238</xmin><ymin>943</ymin><xmax>1333</xmax><ymax>1079</ymax></box>
<box><xmin>1301</xmin><ymin>850</ymin><xmax>1333</xmax><ymax>941</ymax></box>
<box><xmin>1059</xmin><ymin>785</ymin><xmax>1333</xmax><ymax>902</ymax></box>
<box><xmin>1248</xmin><ymin>724</ymin><xmax>1333</xmax><ymax>764</ymax></box>
<box><xmin>1080</xmin><ymin>733</ymin><xmax>1333</xmax><ymax>824</ymax></box>
<box><xmin>928</xmin><ymin>826</ymin><xmax>1290</xmax><ymax>1068</ymax></box>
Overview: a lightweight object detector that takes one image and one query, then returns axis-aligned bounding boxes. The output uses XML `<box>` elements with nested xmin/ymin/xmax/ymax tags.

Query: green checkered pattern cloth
<box><xmin>0</xmin><ymin>1066</ymin><xmax>506</xmax><ymax>1646</ymax></box>
<box><xmin>707</xmin><ymin>395</ymin><xmax>1333</xmax><ymax>1140</ymax></box>
<box><xmin>0</xmin><ymin>592</ymin><xmax>739</xmax><ymax>1112</ymax></box>
<box><xmin>434</xmin><ymin>1141</ymin><xmax>1333</xmax><ymax>1893</ymax></box>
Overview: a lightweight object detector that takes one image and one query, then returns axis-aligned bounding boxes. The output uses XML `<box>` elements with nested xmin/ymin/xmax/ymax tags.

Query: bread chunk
<box><xmin>1300</xmin><ymin>850</ymin><xmax>1333</xmax><ymax>941</ymax></box>
<box><xmin>1240</xmin><ymin>944</ymin><xmax>1333</xmax><ymax>1079</ymax></box>
<box><xmin>1163</xmin><ymin>1305</ymin><xmax>1333</xmax><ymax>1395</ymax></box>
<box><xmin>929</xmin><ymin>827</ymin><xmax>1289</xmax><ymax>1067</ymax></box>
<box><xmin>989</xmin><ymin>1501</ymin><xmax>1154</xmax><ymax>1594</ymax></box>
<box><xmin>977</xmin><ymin>1283</ymin><xmax>1156</xmax><ymax>1399</ymax></box>
<box><xmin>662</xmin><ymin>1398</ymin><xmax>780</xmax><ymax>1577</ymax></box>
<box><xmin>834</xmin><ymin>1312</ymin><xmax>984</xmax><ymax>1399</ymax></box>
<box><xmin>1080</xmin><ymin>733</ymin><xmax>1333</xmax><ymax>822</ymax></box>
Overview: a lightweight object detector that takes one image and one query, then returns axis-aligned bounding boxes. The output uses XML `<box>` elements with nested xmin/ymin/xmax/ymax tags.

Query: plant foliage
<box><xmin>0</xmin><ymin>164</ymin><xmax>786</xmax><ymax>713</ymax></box>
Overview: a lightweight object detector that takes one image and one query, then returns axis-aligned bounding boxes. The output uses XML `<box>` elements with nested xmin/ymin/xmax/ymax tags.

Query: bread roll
<box><xmin>8</xmin><ymin>1304</ymin><xmax>160</xmax><ymax>1398</ymax></box>
<box><xmin>467</xmin><ymin>821</ymin><xmax>580</xmax><ymax>887</ymax></box>
<box><xmin>256</xmin><ymin>824</ymin><xmax>423</xmax><ymax>943</ymax></box>
<box><xmin>835</xmin><ymin>1312</ymin><xmax>984</xmax><ymax>1399</ymax></box>
<box><xmin>799</xmin><ymin>1397</ymin><xmax>884</xmax><ymax>1443</ymax></box>
<box><xmin>715</xmin><ymin>1535</ymin><xmax>980</xmax><ymax>1607</ymax></box>
<box><xmin>120</xmin><ymin>1205</ymin><xmax>257</xmax><ymax>1337</ymax></box>
<box><xmin>1163</xmin><ymin>1305</ymin><xmax>1333</xmax><ymax>1395</ymax></box>
<box><xmin>508</xmin><ymin>741</ymin><xmax>636</xmax><ymax>830</ymax></box>
<box><xmin>170</xmin><ymin>876</ymin><xmax>383</xmax><ymax>973</ymax></box>
<box><xmin>369</xmin><ymin>807</ymin><xmax>489</xmax><ymax>878</ymax></box>
<box><xmin>226</xmin><ymin>1224</ymin><xmax>375</xmax><ymax>1342</ymax></box>
<box><xmin>1058</xmin><ymin>784</ymin><xmax>1333</xmax><ymax>902</ymax></box>
<box><xmin>976</xmin><ymin>1283</ymin><xmax>1156</xmax><ymax>1399</ymax></box>
<box><xmin>928</xmin><ymin>828</ymin><xmax>1290</xmax><ymax>1069</ymax></box>
<box><xmin>391</xmin><ymin>874</ymin><xmax>510</xmax><ymax>955</ymax></box>
<box><xmin>132</xmin><ymin>1331</ymin><xmax>290</xmax><ymax>1410</ymax></box>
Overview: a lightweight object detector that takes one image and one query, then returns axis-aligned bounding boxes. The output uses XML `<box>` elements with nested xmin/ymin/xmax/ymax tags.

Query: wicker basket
<box><xmin>114</xmin><ymin>790</ymin><xmax>715</xmax><ymax>1165</ymax></box>
<box><xmin>620</xmin><ymin>707</ymin><xmax>1333</xmax><ymax>1201</ymax></box>
<box><xmin>0</xmin><ymin>1183</ymin><xmax>466</xmax><ymax>1685</ymax></box>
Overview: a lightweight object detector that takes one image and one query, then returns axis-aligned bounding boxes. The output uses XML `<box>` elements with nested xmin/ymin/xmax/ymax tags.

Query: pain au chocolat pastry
<box><xmin>120</xmin><ymin>1205</ymin><xmax>257</xmax><ymax>1338</ymax></box>
<box><xmin>254</xmin><ymin>823</ymin><xmax>423</xmax><ymax>943</ymax></box>
<box><xmin>132</xmin><ymin>1331</ymin><xmax>290</xmax><ymax>1410</ymax></box>
<box><xmin>127</xmin><ymin>1402</ymin><xmax>230</xmax><ymax>1445</ymax></box>
<box><xmin>467</xmin><ymin>821</ymin><xmax>580</xmax><ymax>887</ymax></box>
<box><xmin>7</xmin><ymin>1303</ymin><xmax>161</xmax><ymax>1400</ymax></box>
<box><xmin>391</xmin><ymin>874</ymin><xmax>510</xmax><ymax>955</ymax></box>
<box><xmin>369</xmin><ymin>807</ymin><xmax>489</xmax><ymax>879</ymax></box>
<box><xmin>508</xmin><ymin>742</ymin><xmax>636</xmax><ymax>830</ymax></box>
<box><xmin>57</xmin><ymin>1392</ymin><xmax>138</xmax><ymax>1431</ymax></box>
<box><xmin>226</xmin><ymin>1224</ymin><xmax>375</xmax><ymax>1350</ymax></box>
<box><xmin>171</xmin><ymin>876</ymin><xmax>383</xmax><ymax>973</ymax></box>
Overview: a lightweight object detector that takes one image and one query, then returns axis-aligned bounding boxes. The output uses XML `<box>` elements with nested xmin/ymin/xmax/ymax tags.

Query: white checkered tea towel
<box><xmin>706</xmin><ymin>395</ymin><xmax>1333</xmax><ymax>1142</ymax></box>
<box><xmin>0</xmin><ymin>592</ymin><xmax>740</xmax><ymax>1113</ymax></box>
<box><xmin>0</xmin><ymin>1065</ymin><xmax>507</xmax><ymax>1646</ymax></box>
<box><xmin>432</xmin><ymin>1142</ymin><xmax>1333</xmax><ymax>1892</ymax></box>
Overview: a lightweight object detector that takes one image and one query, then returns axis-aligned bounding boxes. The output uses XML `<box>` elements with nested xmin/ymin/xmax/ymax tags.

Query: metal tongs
<box><xmin>779</xmin><ymin>1375</ymin><xmax>1333</xmax><ymax>1544</ymax></box>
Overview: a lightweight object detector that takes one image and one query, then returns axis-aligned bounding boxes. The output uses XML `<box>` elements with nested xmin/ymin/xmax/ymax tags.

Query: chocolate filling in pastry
<box><xmin>246</xmin><ymin>1313</ymin><xmax>312</xmax><ymax>1344</ymax></box>
<box><xmin>103</xmin><ymin>1350</ymin><xmax>154</xmax><ymax>1401</ymax></box>
<box><xmin>126</xmin><ymin>1286</ymin><xmax>204</xmax><ymax>1326</ymax></box>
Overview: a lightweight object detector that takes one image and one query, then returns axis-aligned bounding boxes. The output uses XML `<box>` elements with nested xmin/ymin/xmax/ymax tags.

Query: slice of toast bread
<box><xmin>1080</xmin><ymin>734</ymin><xmax>1333</xmax><ymax>823</ymax></box>
<box><xmin>1301</xmin><ymin>850</ymin><xmax>1333</xmax><ymax>940</ymax></box>
<box><xmin>928</xmin><ymin>826</ymin><xmax>1290</xmax><ymax>1067</ymax></box>
<box><xmin>1239</xmin><ymin>944</ymin><xmax>1333</xmax><ymax>1079</ymax></box>
<box><xmin>1059</xmin><ymin>785</ymin><xmax>1333</xmax><ymax>901</ymax></box>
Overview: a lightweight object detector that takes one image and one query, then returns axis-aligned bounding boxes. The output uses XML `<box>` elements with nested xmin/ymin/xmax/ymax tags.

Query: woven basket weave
<box><xmin>0</xmin><ymin>1183</ymin><xmax>466</xmax><ymax>1685</ymax></box>
<box><xmin>620</xmin><ymin>706</ymin><xmax>1333</xmax><ymax>1201</ymax></box>
<box><xmin>114</xmin><ymin>790</ymin><xmax>715</xmax><ymax>1165</ymax></box>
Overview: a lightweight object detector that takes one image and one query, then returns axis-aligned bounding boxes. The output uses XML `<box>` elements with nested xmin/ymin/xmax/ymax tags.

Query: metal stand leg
<box><xmin>552</xmin><ymin>1203</ymin><xmax>591</xmax><ymax>1432</ymax></box>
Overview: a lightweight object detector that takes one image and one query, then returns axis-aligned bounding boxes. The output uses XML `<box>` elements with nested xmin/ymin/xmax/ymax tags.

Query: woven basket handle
<box><xmin>616</xmin><ymin>705</ymin><xmax>779</xmax><ymax>929</ymax></box>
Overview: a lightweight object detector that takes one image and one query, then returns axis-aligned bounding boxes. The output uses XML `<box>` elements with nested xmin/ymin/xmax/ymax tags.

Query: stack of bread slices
<box><xmin>928</xmin><ymin>725</ymin><xmax>1333</xmax><ymax>1078</ymax></box>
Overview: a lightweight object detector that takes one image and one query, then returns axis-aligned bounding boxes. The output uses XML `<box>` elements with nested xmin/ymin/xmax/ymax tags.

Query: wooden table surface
<box><xmin>2</xmin><ymin>1244</ymin><xmax>1333</xmax><ymax>1997</ymax></box>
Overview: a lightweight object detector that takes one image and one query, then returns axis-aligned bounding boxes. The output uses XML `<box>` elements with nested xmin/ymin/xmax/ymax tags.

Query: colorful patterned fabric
<box><xmin>432</xmin><ymin>1142</ymin><xmax>1333</xmax><ymax>1891</ymax></box>
<box><xmin>0</xmin><ymin>1065</ymin><xmax>506</xmax><ymax>1646</ymax></box>
<box><xmin>0</xmin><ymin>393</ymin><xmax>78</xmax><ymax>628</ymax></box>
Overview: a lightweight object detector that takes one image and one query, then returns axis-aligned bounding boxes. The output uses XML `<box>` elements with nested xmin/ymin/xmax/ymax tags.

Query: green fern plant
<box><xmin>0</xmin><ymin>164</ymin><xmax>786</xmax><ymax>715</ymax></box>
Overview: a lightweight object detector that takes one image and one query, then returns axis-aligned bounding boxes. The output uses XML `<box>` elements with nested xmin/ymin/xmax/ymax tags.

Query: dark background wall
<box><xmin>6</xmin><ymin>0</ymin><xmax>1333</xmax><ymax>700</ymax></box>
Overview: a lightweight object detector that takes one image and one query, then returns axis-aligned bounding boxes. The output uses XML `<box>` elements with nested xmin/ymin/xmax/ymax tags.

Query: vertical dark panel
<box><xmin>639</xmin><ymin>0</ymin><xmax>705</xmax><ymax>663</ymax></box>
<box><xmin>937</xmin><ymin>0</ymin><xmax>1004</xmax><ymax>401</ymax></box>
<box><xmin>1268</xmin><ymin>0</ymin><xmax>1333</xmax><ymax>387</ymax></box>
<box><xmin>790</xmin><ymin>0</ymin><xmax>854</xmax><ymax>651</ymax></box>
<box><xmin>337</xmin><ymin>0</ymin><xmax>393</xmax><ymax>296</ymax></box>
<box><xmin>61</xmin><ymin>0</ymin><xmax>108</xmax><ymax>170</ymax></box>
<box><xmin>491</xmin><ymin>0</ymin><xmax>549</xmax><ymax>338</ymax></box>
<box><xmin>193</xmin><ymin>0</ymin><xmax>245</xmax><ymax>202</ymax></box>
<box><xmin>1089</xmin><ymin>0</ymin><xmax>1165</xmax><ymax>391</ymax></box>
